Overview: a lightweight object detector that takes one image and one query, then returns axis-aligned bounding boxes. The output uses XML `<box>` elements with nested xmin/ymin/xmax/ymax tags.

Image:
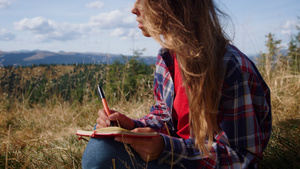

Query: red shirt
<box><xmin>173</xmin><ymin>53</ymin><xmax>190</xmax><ymax>139</ymax></box>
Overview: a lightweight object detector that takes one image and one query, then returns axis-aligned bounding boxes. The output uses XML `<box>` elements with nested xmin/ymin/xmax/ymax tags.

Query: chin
<box><xmin>141</xmin><ymin>29</ymin><xmax>151</xmax><ymax>37</ymax></box>
<box><xmin>143</xmin><ymin>33</ymin><xmax>151</xmax><ymax>37</ymax></box>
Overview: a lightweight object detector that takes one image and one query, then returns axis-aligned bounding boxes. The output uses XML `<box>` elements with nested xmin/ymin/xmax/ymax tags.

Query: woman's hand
<box><xmin>114</xmin><ymin>127</ymin><xmax>165</xmax><ymax>162</ymax></box>
<box><xmin>96</xmin><ymin>109</ymin><xmax>135</xmax><ymax>130</ymax></box>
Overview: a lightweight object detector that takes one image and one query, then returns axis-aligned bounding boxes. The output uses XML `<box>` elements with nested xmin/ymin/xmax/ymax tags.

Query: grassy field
<box><xmin>0</xmin><ymin>57</ymin><xmax>299</xmax><ymax>168</ymax></box>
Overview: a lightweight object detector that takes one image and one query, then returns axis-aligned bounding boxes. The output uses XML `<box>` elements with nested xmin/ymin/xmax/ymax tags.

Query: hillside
<box><xmin>0</xmin><ymin>50</ymin><xmax>157</xmax><ymax>67</ymax></box>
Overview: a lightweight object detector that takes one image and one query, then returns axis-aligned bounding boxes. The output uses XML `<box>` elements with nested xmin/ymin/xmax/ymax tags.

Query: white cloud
<box><xmin>86</xmin><ymin>1</ymin><xmax>104</xmax><ymax>9</ymax></box>
<box><xmin>110</xmin><ymin>28</ymin><xmax>142</xmax><ymax>40</ymax></box>
<box><xmin>12</xmin><ymin>8</ymin><xmax>140</xmax><ymax>43</ymax></box>
<box><xmin>281</xmin><ymin>29</ymin><xmax>292</xmax><ymax>36</ymax></box>
<box><xmin>111</xmin><ymin>28</ymin><xmax>125</xmax><ymax>37</ymax></box>
<box><xmin>282</xmin><ymin>20</ymin><xmax>297</xmax><ymax>29</ymax></box>
<box><xmin>88</xmin><ymin>9</ymin><xmax>135</xmax><ymax>29</ymax></box>
<box><xmin>281</xmin><ymin>19</ymin><xmax>299</xmax><ymax>36</ymax></box>
<box><xmin>15</xmin><ymin>17</ymin><xmax>56</xmax><ymax>34</ymax></box>
<box><xmin>14</xmin><ymin>17</ymin><xmax>87</xmax><ymax>42</ymax></box>
<box><xmin>0</xmin><ymin>0</ymin><xmax>14</xmax><ymax>8</ymax></box>
<box><xmin>122</xmin><ymin>28</ymin><xmax>142</xmax><ymax>40</ymax></box>
<box><xmin>0</xmin><ymin>29</ymin><xmax>15</xmax><ymax>41</ymax></box>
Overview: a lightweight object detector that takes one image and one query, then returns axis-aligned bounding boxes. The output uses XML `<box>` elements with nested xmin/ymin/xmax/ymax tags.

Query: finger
<box><xmin>96</xmin><ymin>116</ymin><xmax>110</xmax><ymax>127</ymax></box>
<box><xmin>99</xmin><ymin>109</ymin><xmax>119</xmax><ymax>122</ymax></box>
<box><xmin>97</xmin><ymin>110</ymin><xmax>111</xmax><ymax>126</ymax></box>
<box><xmin>98</xmin><ymin>109</ymin><xmax>108</xmax><ymax>118</ymax></box>
<box><xmin>109</xmin><ymin>113</ymin><xmax>134</xmax><ymax>130</ymax></box>
<box><xmin>131</xmin><ymin>127</ymin><xmax>154</xmax><ymax>133</ymax></box>
<box><xmin>108</xmin><ymin>112</ymin><xmax>123</xmax><ymax>121</ymax></box>
<box><xmin>96</xmin><ymin>123</ymin><xmax>102</xmax><ymax>129</ymax></box>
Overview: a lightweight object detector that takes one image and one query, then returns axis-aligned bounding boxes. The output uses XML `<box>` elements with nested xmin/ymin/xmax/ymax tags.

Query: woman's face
<box><xmin>131</xmin><ymin>0</ymin><xmax>151</xmax><ymax>37</ymax></box>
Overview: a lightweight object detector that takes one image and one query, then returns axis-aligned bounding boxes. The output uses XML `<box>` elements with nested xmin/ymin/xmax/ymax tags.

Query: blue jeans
<box><xmin>82</xmin><ymin>137</ymin><xmax>182</xmax><ymax>169</ymax></box>
<box><xmin>81</xmin><ymin>134</ymin><xmax>198</xmax><ymax>168</ymax></box>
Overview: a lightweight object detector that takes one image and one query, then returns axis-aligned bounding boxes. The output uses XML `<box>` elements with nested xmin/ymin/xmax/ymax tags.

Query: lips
<box><xmin>138</xmin><ymin>22</ymin><xmax>143</xmax><ymax>29</ymax></box>
<box><xmin>136</xmin><ymin>19</ymin><xmax>143</xmax><ymax>29</ymax></box>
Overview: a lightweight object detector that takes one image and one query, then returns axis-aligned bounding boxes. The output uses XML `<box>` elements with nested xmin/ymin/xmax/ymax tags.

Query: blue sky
<box><xmin>0</xmin><ymin>0</ymin><xmax>299</xmax><ymax>57</ymax></box>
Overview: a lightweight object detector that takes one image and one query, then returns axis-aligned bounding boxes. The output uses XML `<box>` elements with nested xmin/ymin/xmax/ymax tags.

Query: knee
<box><xmin>82</xmin><ymin>137</ymin><xmax>120</xmax><ymax>169</ymax></box>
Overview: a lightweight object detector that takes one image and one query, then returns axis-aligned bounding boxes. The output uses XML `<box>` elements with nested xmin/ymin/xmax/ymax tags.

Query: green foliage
<box><xmin>257</xmin><ymin>17</ymin><xmax>300</xmax><ymax>76</ymax></box>
<box><xmin>0</xmin><ymin>53</ymin><xmax>154</xmax><ymax>107</ymax></box>
<box><xmin>256</xmin><ymin>33</ymin><xmax>283</xmax><ymax>80</ymax></box>
<box><xmin>104</xmin><ymin>51</ymin><xmax>154</xmax><ymax>104</ymax></box>
<box><xmin>288</xmin><ymin>18</ymin><xmax>300</xmax><ymax>72</ymax></box>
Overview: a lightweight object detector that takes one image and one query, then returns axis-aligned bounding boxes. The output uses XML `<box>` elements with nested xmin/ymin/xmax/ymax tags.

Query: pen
<box><xmin>97</xmin><ymin>85</ymin><xmax>114</xmax><ymax>126</ymax></box>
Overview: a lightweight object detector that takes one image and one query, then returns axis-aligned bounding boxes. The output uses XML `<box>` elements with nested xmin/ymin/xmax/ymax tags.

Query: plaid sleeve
<box><xmin>133</xmin><ymin>51</ymin><xmax>176</xmax><ymax>135</ymax></box>
<box><xmin>158</xmin><ymin>130</ymin><xmax>244</xmax><ymax>168</ymax></box>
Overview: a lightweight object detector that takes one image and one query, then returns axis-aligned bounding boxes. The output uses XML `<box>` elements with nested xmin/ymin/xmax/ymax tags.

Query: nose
<box><xmin>131</xmin><ymin>2</ymin><xmax>139</xmax><ymax>15</ymax></box>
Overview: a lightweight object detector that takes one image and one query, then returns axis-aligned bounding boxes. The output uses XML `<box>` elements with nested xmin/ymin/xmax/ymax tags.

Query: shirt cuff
<box><xmin>132</xmin><ymin>119</ymin><xmax>146</xmax><ymax>128</ymax></box>
<box><xmin>157</xmin><ymin>134</ymin><xmax>186</xmax><ymax>165</ymax></box>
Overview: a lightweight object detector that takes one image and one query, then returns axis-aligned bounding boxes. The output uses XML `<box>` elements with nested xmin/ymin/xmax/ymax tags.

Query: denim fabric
<box><xmin>82</xmin><ymin>137</ymin><xmax>194</xmax><ymax>169</ymax></box>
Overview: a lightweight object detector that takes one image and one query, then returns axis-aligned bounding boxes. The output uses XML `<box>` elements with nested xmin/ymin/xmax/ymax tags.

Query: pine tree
<box><xmin>256</xmin><ymin>33</ymin><xmax>282</xmax><ymax>81</ymax></box>
<box><xmin>288</xmin><ymin>17</ymin><xmax>300</xmax><ymax>72</ymax></box>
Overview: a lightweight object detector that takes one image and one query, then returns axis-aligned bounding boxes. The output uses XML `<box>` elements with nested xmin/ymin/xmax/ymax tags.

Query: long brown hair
<box><xmin>142</xmin><ymin>0</ymin><xmax>229</xmax><ymax>155</ymax></box>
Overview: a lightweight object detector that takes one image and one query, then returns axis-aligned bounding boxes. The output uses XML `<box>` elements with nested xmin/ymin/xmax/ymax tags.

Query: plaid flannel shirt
<box><xmin>133</xmin><ymin>44</ymin><xmax>271</xmax><ymax>169</ymax></box>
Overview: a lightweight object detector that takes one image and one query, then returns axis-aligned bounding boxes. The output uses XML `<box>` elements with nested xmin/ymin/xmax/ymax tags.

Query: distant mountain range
<box><xmin>0</xmin><ymin>50</ymin><xmax>157</xmax><ymax>67</ymax></box>
<box><xmin>0</xmin><ymin>49</ymin><xmax>270</xmax><ymax>67</ymax></box>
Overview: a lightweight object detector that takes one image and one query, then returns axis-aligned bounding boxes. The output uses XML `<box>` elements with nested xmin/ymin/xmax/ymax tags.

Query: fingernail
<box><xmin>106</xmin><ymin>120</ymin><xmax>111</xmax><ymax>125</ymax></box>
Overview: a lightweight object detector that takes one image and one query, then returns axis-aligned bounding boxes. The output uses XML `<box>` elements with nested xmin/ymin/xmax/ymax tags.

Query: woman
<box><xmin>82</xmin><ymin>0</ymin><xmax>272</xmax><ymax>168</ymax></box>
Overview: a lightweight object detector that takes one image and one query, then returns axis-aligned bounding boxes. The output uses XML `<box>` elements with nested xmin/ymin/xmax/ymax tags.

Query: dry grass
<box><xmin>268</xmin><ymin>72</ymin><xmax>300</xmax><ymax>124</ymax></box>
<box><xmin>0</xmin><ymin>62</ymin><xmax>154</xmax><ymax>168</ymax></box>
<box><xmin>0</xmin><ymin>64</ymin><xmax>299</xmax><ymax>168</ymax></box>
<box><xmin>0</xmin><ymin>94</ymin><xmax>152</xmax><ymax>168</ymax></box>
<box><xmin>258</xmin><ymin>67</ymin><xmax>300</xmax><ymax>168</ymax></box>
<box><xmin>1</xmin><ymin>99</ymin><xmax>87</xmax><ymax>168</ymax></box>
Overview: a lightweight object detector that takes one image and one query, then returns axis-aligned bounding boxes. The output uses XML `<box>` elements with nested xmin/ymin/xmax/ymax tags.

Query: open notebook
<box><xmin>76</xmin><ymin>126</ymin><xmax>158</xmax><ymax>138</ymax></box>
